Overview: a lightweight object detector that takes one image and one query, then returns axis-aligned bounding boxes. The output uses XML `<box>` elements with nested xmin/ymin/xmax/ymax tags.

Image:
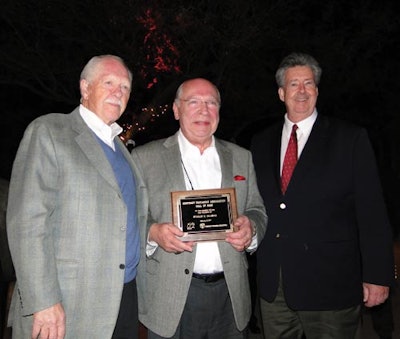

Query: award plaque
<box><xmin>171</xmin><ymin>188</ymin><xmax>238</xmax><ymax>241</ymax></box>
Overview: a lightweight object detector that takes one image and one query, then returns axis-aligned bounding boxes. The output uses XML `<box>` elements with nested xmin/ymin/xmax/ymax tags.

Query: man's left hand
<box><xmin>225</xmin><ymin>215</ymin><xmax>254</xmax><ymax>252</ymax></box>
<box><xmin>363</xmin><ymin>282</ymin><xmax>389</xmax><ymax>307</ymax></box>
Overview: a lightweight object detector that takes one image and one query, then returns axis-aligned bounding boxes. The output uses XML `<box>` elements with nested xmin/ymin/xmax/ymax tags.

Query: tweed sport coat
<box><xmin>7</xmin><ymin>108</ymin><xmax>148</xmax><ymax>338</ymax></box>
<box><xmin>132</xmin><ymin>132</ymin><xmax>267</xmax><ymax>337</ymax></box>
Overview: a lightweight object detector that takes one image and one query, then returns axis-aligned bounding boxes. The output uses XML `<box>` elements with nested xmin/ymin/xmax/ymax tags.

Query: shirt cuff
<box><xmin>246</xmin><ymin>224</ymin><xmax>258</xmax><ymax>252</ymax></box>
<box><xmin>146</xmin><ymin>238</ymin><xmax>158</xmax><ymax>257</ymax></box>
<box><xmin>246</xmin><ymin>233</ymin><xmax>258</xmax><ymax>252</ymax></box>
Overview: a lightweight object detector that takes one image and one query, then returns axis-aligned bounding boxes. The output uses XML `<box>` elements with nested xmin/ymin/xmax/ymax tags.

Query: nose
<box><xmin>199</xmin><ymin>105</ymin><xmax>211</xmax><ymax>115</ymax></box>
<box><xmin>198</xmin><ymin>100</ymin><xmax>212</xmax><ymax>113</ymax></box>
<box><xmin>112</xmin><ymin>85</ymin><xmax>124</xmax><ymax>98</ymax></box>
<box><xmin>200</xmin><ymin>101</ymin><xmax>208</xmax><ymax>108</ymax></box>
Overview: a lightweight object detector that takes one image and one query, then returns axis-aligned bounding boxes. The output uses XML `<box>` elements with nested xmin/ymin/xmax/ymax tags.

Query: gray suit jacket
<box><xmin>7</xmin><ymin>108</ymin><xmax>148</xmax><ymax>338</ymax></box>
<box><xmin>132</xmin><ymin>132</ymin><xmax>267</xmax><ymax>337</ymax></box>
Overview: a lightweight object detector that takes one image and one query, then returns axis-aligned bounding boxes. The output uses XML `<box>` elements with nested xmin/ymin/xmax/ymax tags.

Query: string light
<box><xmin>119</xmin><ymin>104</ymin><xmax>170</xmax><ymax>144</ymax></box>
<box><xmin>119</xmin><ymin>7</ymin><xmax>180</xmax><ymax>145</ymax></box>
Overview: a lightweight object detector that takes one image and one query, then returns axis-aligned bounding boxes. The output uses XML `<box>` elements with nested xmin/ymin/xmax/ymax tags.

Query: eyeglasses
<box><xmin>178</xmin><ymin>97</ymin><xmax>220</xmax><ymax>109</ymax></box>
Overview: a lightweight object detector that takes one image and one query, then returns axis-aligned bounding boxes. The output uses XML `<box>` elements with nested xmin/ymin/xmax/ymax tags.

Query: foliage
<box><xmin>0</xmin><ymin>0</ymin><xmax>399</xmax><ymax>140</ymax></box>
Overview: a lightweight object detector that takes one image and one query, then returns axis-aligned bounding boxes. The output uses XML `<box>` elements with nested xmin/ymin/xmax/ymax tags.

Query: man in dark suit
<box><xmin>251</xmin><ymin>52</ymin><xmax>394</xmax><ymax>338</ymax></box>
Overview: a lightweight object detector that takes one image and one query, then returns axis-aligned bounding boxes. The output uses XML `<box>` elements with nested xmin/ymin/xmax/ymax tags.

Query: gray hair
<box><xmin>275</xmin><ymin>52</ymin><xmax>322</xmax><ymax>88</ymax></box>
<box><xmin>80</xmin><ymin>55</ymin><xmax>133</xmax><ymax>83</ymax></box>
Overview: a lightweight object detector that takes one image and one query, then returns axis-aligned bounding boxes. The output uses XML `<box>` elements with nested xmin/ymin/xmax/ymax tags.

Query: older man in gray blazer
<box><xmin>7</xmin><ymin>55</ymin><xmax>147</xmax><ymax>338</ymax></box>
<box><xmin>133</xmin><ymin>78</ymin><xmax>267</xmax><ymax>339</ymax></box>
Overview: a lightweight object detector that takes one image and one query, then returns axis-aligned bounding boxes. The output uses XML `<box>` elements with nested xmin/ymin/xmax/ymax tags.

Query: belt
<box><xmin>192</xmin><ymin>272</ymin><xmax>225</xmax><ymax>283</ymax></box>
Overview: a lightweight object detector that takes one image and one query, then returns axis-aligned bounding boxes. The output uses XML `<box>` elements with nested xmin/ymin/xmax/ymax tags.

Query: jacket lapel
<box><xmin>272</xmin><ymin>122</ymin><xmax>284</xmax><ymax>189</ymax></box>
<box><xmin>71</xmin><ymin>109</ymin><xmax>120</xmax><ymax>193</ymax></box>
<box><xmin>288</xmin><ymin>115</ymin><xmax>330</xmax><ymax>189</ymax></box>
<box><xmin>216</xmin><ymin>139</ymin><xmax>234</xmax><ymax>188</ymax></box>
<box><xmin>161</xmin><ymin>133</ymin><xmax>187</xmax><ymax>191</ymax></box>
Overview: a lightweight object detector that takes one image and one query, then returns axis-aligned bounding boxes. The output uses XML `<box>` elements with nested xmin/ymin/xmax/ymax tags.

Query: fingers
<box><xmin>166</xmin><ymin>236</ymin><xmax>194</xmax><ymax>253</ymax></box>
<box><xmin>363</xmin><ymin>284</ymin><xmax>369</xmax><ymax>303</ymax></box>
<box><xmin>32</xmin><ymin>323</ymin><xmax>41</xmax><ymax>339</ymax></box>
<box><xmin>32</xmin><ymin>303</ymin><xmax>66</xmax><ymax>339</ymax></box>
<box><xmin>225</xmin><ymin>216</ymin><xmax>253</xmax><ymax>251</ymax></box>
<box><xmin>32</xmin><ymin>325</ymin><xmax>60</xmax><ymax>339</ymax></box>
<box><xmin>149</xmin><ymin>223</ymin><xmax>194</xmax><ymax>253</ymax></box>
<box><xmin>363</xmin><ymin>283</ymin><xmax>389</xmax><ymax>307</ymax></box>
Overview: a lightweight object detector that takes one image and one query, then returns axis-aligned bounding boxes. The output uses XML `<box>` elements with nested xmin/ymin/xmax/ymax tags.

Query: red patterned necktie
<box><xmin>281</xmin><ymin>124</ymin><xmax>298</xmax><ymax>194</ymax></box>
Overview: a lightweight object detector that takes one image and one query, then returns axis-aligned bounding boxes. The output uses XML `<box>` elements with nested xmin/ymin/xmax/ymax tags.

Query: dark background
<box><xmin>1</xmin><ymin>0</ymin><xmax>399</xmax><ymax>234</ymax></box>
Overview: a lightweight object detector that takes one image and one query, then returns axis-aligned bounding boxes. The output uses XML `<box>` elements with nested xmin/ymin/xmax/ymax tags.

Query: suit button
<box><xmin>119</xmin><ymin>264</ymin><xmax>125</xmax><ymax>269</ymax></box>
<box><xmin>184</xmin><ymin>269</ymin><xmax>190</xmax><ymax>274</ymax></box>
<box><xmin>279</xmin><ymin>203</ymin><xmax>286</xmax><ymax>209</ymax></box>
<box><xmin>276</xmin><ymin>233</ymin><xmax>280</xmax><ymax>238</ymax></box>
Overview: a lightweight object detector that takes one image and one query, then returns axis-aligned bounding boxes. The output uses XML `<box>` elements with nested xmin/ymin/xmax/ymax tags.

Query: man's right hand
<box><xmin>32</xmin><ymin>302</ymin><xmax>65</xmax><ymax>339</ymax></box>
<box><xmin>149</xmin><ymin>223</ymin><xmax>194</xmax><ymax>253</ymax></box>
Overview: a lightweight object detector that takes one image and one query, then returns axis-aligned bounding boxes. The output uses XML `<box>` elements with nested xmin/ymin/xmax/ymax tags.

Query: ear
<box><xmin>278</xmin><ymin>87</ymin><xmax>285</xmax><ymax>102</ymax></box>
<box><xmin>172</xmin><ymin>102</ymin><xmax>180</xmax><ymax>121</ymax></box>
<box><xmin>80</xmin><ymin>79</ymin><xmax>90</xmax><ymax>100</ymax></box>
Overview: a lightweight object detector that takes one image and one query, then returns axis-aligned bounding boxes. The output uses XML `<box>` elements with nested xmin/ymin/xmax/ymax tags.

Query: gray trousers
<box><xmin>148</xmin><ymin>276</ymin><xmax>246</xmax><ymax>339</ymax></box>
<box><xmin>260</xmin><ymin>277</ymin><xmax>360</xmax><ymax>339</ymax></box>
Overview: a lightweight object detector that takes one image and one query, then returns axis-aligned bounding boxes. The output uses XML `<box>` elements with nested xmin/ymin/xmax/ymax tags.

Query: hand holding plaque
<box><xmin>171</xmin><ymin>188</ymin><xmax>238</xmax><ymax>241</ymax></box>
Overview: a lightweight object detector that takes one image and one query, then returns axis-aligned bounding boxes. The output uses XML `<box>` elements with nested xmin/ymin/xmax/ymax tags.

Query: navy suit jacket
<box><xmin>251</xmin><ymin>114</ymin><xmax>394</xmax><ymax>310</ymax></box>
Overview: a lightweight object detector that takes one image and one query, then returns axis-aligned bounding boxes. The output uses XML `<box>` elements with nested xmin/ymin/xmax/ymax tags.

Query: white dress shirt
<box><xmin>79</xmin><ymin>104</ymin><xmax>122</xmax><ymax>151</ymax></box>
<box><xmin>280</xmin><ymin>110</ymin><xmax>318</xmax><ymax>174</ymax></box>
<box><xmin>178</xmin><ymin>130</ymin><xmax>224</xmax><ymax>274</ymax></box>
<box><xmin>146</xmin><ymin>129</ymin><xmax>257</xmax><ymax>272</ymax></box>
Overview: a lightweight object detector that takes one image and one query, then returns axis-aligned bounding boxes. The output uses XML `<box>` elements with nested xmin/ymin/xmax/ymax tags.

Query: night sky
<box><xmin>1</xmin><ymin>1</ymin><xmax>399</xmax><ymax>232</ymax></box>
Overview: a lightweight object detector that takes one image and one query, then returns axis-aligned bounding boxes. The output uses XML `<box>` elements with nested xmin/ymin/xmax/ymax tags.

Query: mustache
<box><xmin>105</xmin><ymin>98</ymin><xmax>122</xmax><ymax>106</ymax></box>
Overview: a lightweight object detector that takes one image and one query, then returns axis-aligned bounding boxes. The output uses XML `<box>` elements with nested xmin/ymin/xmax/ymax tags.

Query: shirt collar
<box><xmin>79</xmin><ymin>104</ymin><xmax>122</xmax><ymax>145</ymax></box>
<box><xmin>284</xmin><ymin>109</ymin><xmax>318</xmax><ymax>138</ymax></box>
<box><xmin>177</xmin><ymin>129</ymin><xmax>216</xmax><ymax>158</ymax></box>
